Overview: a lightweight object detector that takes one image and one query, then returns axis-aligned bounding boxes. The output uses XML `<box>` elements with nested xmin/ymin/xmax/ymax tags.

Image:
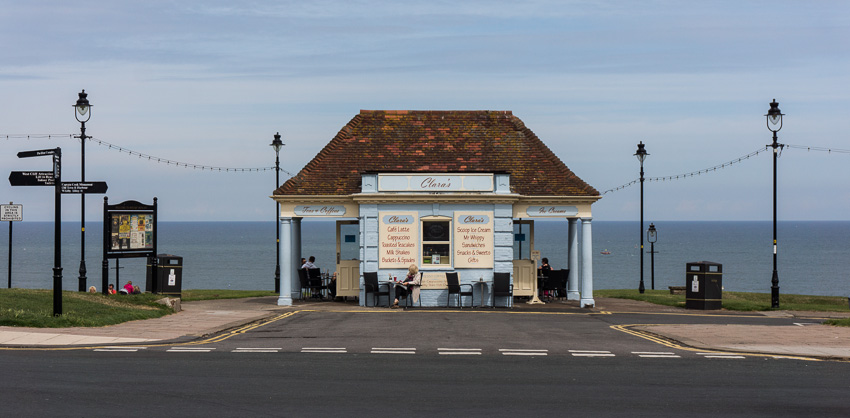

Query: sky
<box><xmin>1</xmin><ymin>0</ymin><xmax>848</xmax><ymax>222</ymax></box>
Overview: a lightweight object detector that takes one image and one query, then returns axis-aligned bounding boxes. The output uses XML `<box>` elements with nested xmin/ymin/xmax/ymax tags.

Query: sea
<box><xmin>1</xmin><ymin>221</ymin><xmax>848</xmax><ymax>297</ymax></box>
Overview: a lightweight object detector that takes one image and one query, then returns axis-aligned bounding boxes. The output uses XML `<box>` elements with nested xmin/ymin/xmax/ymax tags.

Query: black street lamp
<box><xmin>74</xmin><ymin>90</ymin><xmax>91</xmax><ymax>292</ymax></box>
<box><xmin>647</xmin><ymin>223</ymin><xmax>657</xmax><ymax>291</ymax></box>
<box><xmin>634</xmin><ymin>141</ymin><xmax>648</xmax><ymax>294</ymax></box>
<box><xmin>766</xmin><ymin>99</ymin><xmax>784</xmax><ymax>308</ymax></box>
<box><xmin>270</xmin><ymin>132</ymin><xmax>284</xmax><ymax>293</ymax></box>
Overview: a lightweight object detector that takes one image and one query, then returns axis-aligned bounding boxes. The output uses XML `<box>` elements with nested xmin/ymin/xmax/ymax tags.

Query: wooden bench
<box><xmin>668</xmin><ymin>286</ymin><xmax>686</xmax><ymax>295</ymax></box>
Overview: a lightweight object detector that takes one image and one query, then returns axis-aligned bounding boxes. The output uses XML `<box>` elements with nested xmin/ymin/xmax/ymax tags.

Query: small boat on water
<box><xmin>600</xmin><ymin>249</ymin><xmax>611</xmax><ymax>255</ymax></box>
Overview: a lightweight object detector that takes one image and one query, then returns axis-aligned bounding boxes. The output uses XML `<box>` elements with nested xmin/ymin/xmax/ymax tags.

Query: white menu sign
<box><xmin>453</xmin><ymin>212</ymin><xmax>494</xmax><ymax>268</ymax></box>
<box><xmin>379</xmin><ymin>212</ymin><xmax>419</xmax><ymax>268</ymax></box>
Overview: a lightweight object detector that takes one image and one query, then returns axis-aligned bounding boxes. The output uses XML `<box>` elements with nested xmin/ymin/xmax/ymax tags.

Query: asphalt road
<box><xmin>2</xmin><ymin>310</ymin><xmax>847</xmax><ymax>417</ymax></box>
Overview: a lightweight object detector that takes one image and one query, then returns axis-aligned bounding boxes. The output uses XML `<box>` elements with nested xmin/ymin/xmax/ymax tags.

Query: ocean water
<box><xmin>1</xmin><ymin>221</ymin><xmax>848</xmax><ymax>297</ymax></box>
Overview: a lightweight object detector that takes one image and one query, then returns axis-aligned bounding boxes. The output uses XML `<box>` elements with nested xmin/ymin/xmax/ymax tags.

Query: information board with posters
<box><xmin>103</xmin><ymin>198</ymin><xmax>157</xmax><ymax>258</ymax></box>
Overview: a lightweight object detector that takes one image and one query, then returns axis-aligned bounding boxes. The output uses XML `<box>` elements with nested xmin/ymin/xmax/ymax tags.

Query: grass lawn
<box><xmin>595</xmin><ymin>289</ymin><xmax>850</xmax><ymax>313</ymax></box>
<box><xmin>0</xmin><ymin>289</ymin><xmax>277</xmax><ymax>328</ymax></box>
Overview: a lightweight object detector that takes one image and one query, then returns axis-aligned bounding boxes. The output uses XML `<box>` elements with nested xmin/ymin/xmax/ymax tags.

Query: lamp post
<box><xmin>766</xmin><ymin>99</ymin><xmax>784</xmax><ymax>308</ymax></box>
<box><xmin>74</xmin><ymin>90</ymin><xmax>91</xmax><ymax>292</ymax></box>
<box><xmin>647</xmin><ymin>223</ymin><xmax>657</xmax><ymax>291</ymax></box>
<box><xmin>270</xmin><ymin>132</ymin><xmax>284</xmax><ymax>293</ymax></box>
<box><xmin>634</xmin><ymin>141</ymin><xmax>648</xmax><ymax>294</ymax></box>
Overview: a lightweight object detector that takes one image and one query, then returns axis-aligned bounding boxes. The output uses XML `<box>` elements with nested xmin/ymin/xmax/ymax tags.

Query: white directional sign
<box><xmin>1</xmin><ymin>204</ymin><xmax>23</xmax><ymax>222</ymax></box>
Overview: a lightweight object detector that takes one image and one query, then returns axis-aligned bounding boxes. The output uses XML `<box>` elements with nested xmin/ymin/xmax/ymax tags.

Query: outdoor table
<box><xmin>383</xmin><ymin>280</ymin><xmax>411</xmax><ymax>307</ymax></box>
<box><xmin>472</xmin><ymin>280</ymin><xmax>490</xmax><ymax>307</ymax></box>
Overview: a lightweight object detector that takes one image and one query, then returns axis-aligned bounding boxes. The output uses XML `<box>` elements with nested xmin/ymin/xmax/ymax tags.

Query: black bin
<box><xmin>145</xmin><ymin>254</ymin><xmax>183</xmax><ymax>297</ymax></box>
<box><xmin>685</xmin><ymin>261</ymin><xmax>722</xmax><ymax>310</ymax></box>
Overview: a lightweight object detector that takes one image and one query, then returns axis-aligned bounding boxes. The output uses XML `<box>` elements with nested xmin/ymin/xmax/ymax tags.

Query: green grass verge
<box><xmin>0</xmin><ymin>289</ymin><xmax>277</xmax><ymax>328</ymax></box>
<box><xmin>595</xmin><ymin>289</ymin><xmax>850</xmax><ymax>313</ymax></box>
<box><xmin>0</xmin><ymin>289</ymin><xmax>172</xmax><ymax>328</ymax></box>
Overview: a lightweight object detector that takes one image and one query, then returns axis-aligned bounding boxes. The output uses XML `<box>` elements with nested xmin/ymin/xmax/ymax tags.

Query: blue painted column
<box><xmin>278</xmin><ymin>217</ymin><xmax>293</xmax><ymax>306</ymax></box>
<box><xmin>580</xmin><ymin>217</ymin><xmax>595</xmax><ymax>308</ymax></box>
<box><xmin>291</xmin><ymin>217</ymin><xmax>302</xmax><ymax>299</ymax></box>
<box><xmin>567</xmin><ymin>218</ymin><xmax>580</xmax><ymax>300</ymax></box>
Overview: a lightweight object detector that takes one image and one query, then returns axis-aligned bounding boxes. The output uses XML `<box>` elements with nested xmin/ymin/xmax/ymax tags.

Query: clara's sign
<box><xmin>453</xmin><ymin>212</ymin><xmax>493</xmax><ymax>268</ymax></box>
<box><xmin>294</xmin><ymin>205</ymin><xmax>346</xmax><ymax>216</ymax></box>
<box><xmin>378</xmin><ymin>212</ymin><xmax>419</xmax><ymax>268</ymax></box>
<box><xmin>378</xmin><ymin>173</ymin><xmax>493</xmax><ymax>192</ymax></box>
<box><xmin>526</xmin><ymin>206</ymin><xmax>578</xmax><ymax>217</ymax></box>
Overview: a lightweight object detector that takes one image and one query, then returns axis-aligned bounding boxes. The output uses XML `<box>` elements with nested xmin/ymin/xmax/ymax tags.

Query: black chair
<box><xmin>446</xmin><ymin>272</ymin><xmax>473</xmax><ymax>308</ymax></box>
<box><xmin>307</xmin><ymin>268</ymin><xmax>325</xmax><ymax>299</ymax></box>
<box><xmin>556</xmin><ymin>268</ymin><xmax>569</xmax><ymax>299</ymax></box>
<box><xmin>542</xmin><ymin>269</ymin><xmax>568</xmax><ymax>301</ymax></box>
<box><xmin>363</xmin><ymin>272</ymin><xmax>390</xmax><ymax>307</ymax></box>
<box><xmin>297</xmin><ymin>269</ymin><xmax>309</xmax><ymax>300</ymax></box>
<box><xmin>492</xmin><ymin>272</ymin><xmax>513</xmax><ymax>308</ymax></box>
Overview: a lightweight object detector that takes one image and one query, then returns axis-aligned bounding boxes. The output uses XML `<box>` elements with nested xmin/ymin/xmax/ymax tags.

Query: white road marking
<box><xmin>632</xmin><ymin>351</ymin><xmax>681</xmax><ymax>358</ymax></box>
<box><xmin>499</xmin><ymin>349</ymin><xmax>548</xmax><ymax>356</ymax></box>
<box><xmin>233</xmin><ymin>348</ymin><xmax>281</xmax><ymax>353</ymax></box>
<box><xmin>372</xmin><ymin>347</ymin><xmax>416</xmax><ymax>354</ymax></box>
<box><xmin>302</xmin><ymin>347</ymin><xmax>347</xmax><ymax>353</ymax></box>
<box><xmin>569</xmin><ymin>350</ymin><xmax>615</xmax><ymax>357</ymax></box>
<box><xmin>167</xmin><ymin>347</ymin><xmax>215</xmax><ymax>353</ymax></box>
<box><xmin>439</xmin><ymin>348</ymin><xmax>482</xmax><ymax>355</ymax></box>
<box><xmin>697</xmin><ymin>352</ymin><xmax>746</xmax><ymax>359</ymax></box>
<box><xmin>94</xmin><ymin>349</ymin><xmax>140</xmax><ymax>352</ymax></box>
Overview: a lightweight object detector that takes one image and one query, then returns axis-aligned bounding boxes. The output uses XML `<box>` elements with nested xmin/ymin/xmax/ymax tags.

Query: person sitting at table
<box><xmin>392</xmin><ymin>264</ymin><xmax>422</xmax><ymax>308</ymax></box>
<box><xmin>538</xmin><ymin>258</ymin><xmax>553</xmax><ymax>298</ymax></box>
<box><xmin>538</xmin><ymin>258</ymin><xmax>552</xmax><ymax>275</ymax></box>
<box><xmin>328</xmin><ymin>271</ymin><xmax>337</xmax><ymax>299</ymax></box>
<box><xmin>301</xmin><ymin>256</ymin><xmax>316</xmax><ymax>270</ymax></box>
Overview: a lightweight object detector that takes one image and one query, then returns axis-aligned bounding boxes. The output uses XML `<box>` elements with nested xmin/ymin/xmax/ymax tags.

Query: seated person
<box><xmin>392</xmin><ymin>264</ymin><xmax>422</xmax><ymax>308</ymax></box>
<box><xmin>328</xmin><ymin>272</ymin><xmax>337</xmax><ymax>299</ymax></box>
<box><xmin>301</xmin><ymin>256</ymin><xmax>317</xmax><ymax>270</ymax></box>
<box><xmin>132</xmin><ymin>285</ymin><xmax>142</xmax><ymax>294</ymax></box>
<box><xmin>107</xmin><ymin>284</ymin><xmax>117</xmax><ymax>295</ymax></box>
<box><xmin>122</xmin><ymin>281</ymin><xmax>134</xmax><ymax>294</ymax></box>
<box><xmin>88</xmin><ymin>286</ymin><xmax>97</xmax><ymax>293</ymax></box>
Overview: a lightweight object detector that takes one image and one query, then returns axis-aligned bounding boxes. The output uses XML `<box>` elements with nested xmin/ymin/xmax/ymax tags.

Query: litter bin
<box><xmin>145</xmin><ymin>254</ymin><xmax>183</xmax><ymax>297</ymax></box>
<box><xmin>685</xmin><ymin>261</ymin><xmax>722</xmax><ymax>310</ymax></box>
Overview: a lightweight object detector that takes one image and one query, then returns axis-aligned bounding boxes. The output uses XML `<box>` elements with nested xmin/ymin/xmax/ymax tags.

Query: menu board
<box><xmin>110</xmin><ymin>213</ymin><xmax>154</xmax><ymax>251</ymax></box>
<box><xmin>454</xmin><ymin>212</ymin><xmax>494</xmax><ymax>268</ymax></box>
<box><xmin>379</xmin><ymin>212</ymin><xmax>419</xmax><ymax>268</ymax></box>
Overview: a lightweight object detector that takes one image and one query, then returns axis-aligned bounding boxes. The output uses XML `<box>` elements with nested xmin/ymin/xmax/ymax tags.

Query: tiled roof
<box><xmin>275</xmin><ymin>110</ymin><xmax>599</xmax><ymax>197</ymax></box>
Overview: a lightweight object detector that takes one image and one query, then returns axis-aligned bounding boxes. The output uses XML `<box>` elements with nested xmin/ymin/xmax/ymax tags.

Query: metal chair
<box><xmin>307</xmin><ymin>268</ymin><xmax>325</xmax><ymax>299</ymax></box>
<box><xmin>446</xmin><ymin>272</ymin><xmax>473</xmax><ymax>308</ymax></box>
<box><xmin>492</xmin><ymin>272</ymin><xmax>513</xmax><ymax>308</ymax></box>
<box><xmin>542</xmin><ymin>269</ymin><xmax>566</xmax><ymax>301</ymax></box>
<box><xmin>297</xmin><ymin>269</ymin><xmax>309</xmax><ymax>300</ymax></box>
<box><xmin>363</xmin><ymin>272</ymin><xmax>390</xmax><ymax>307</ymax></box>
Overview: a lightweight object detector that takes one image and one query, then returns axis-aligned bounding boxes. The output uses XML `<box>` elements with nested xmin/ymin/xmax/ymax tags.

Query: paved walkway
<box><xmin>1</xmin><ymin>297</ymin><xmax>849</xmax><ymax>360</ymax></box>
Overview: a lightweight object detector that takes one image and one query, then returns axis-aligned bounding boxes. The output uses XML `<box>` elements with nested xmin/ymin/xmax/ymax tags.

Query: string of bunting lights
<box><xmin>601</xmin><ymin>147</ymin><xmax>768</xmax><ymax>195</ymax></box>
<box><xmin>2</xmin><ymin>133</ymin><xmax>293</xmax><ymax>176</ymax></box>
<box><xmin>5</xmin><ymin>134</ymin><xmax>846</xmax><ymax>188</ymax></box>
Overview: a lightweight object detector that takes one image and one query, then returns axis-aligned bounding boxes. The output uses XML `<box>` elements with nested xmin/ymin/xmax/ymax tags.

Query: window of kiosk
<box><xmin>422</xmin><ymin>218</ymin><xmax>451</xmax><ymax>266</ymax></box>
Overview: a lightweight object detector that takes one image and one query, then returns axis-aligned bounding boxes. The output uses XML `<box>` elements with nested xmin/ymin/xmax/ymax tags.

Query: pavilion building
<box><xmin>272</xmin><ymin>110</ymin><xmax>601</xmax><ymax>307</ymax></box>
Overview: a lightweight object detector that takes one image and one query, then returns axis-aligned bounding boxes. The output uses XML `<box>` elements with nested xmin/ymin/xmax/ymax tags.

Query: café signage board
<box><xmin>525</xmin><ymin>205</ymin><xmax>579</xmax><ymax>217</ymax></box>
<box><xmin>378</xmin><ymin>212</ymin><xmax>419</xmax><ymax>268</ymax></box>
<box><xmin>453</xmin><ymin>212</ymin><xmax>494</xmax><ymax>268</ymax></box>
<box><xmin>294</xmin><ymin>205</ymin><xmax>346</xmax><ymax>217</ymax></box>
<box><xmin>378</xmin><ymin>173</ymin><xmax>493</xmax><ymax>192</ymax></box>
